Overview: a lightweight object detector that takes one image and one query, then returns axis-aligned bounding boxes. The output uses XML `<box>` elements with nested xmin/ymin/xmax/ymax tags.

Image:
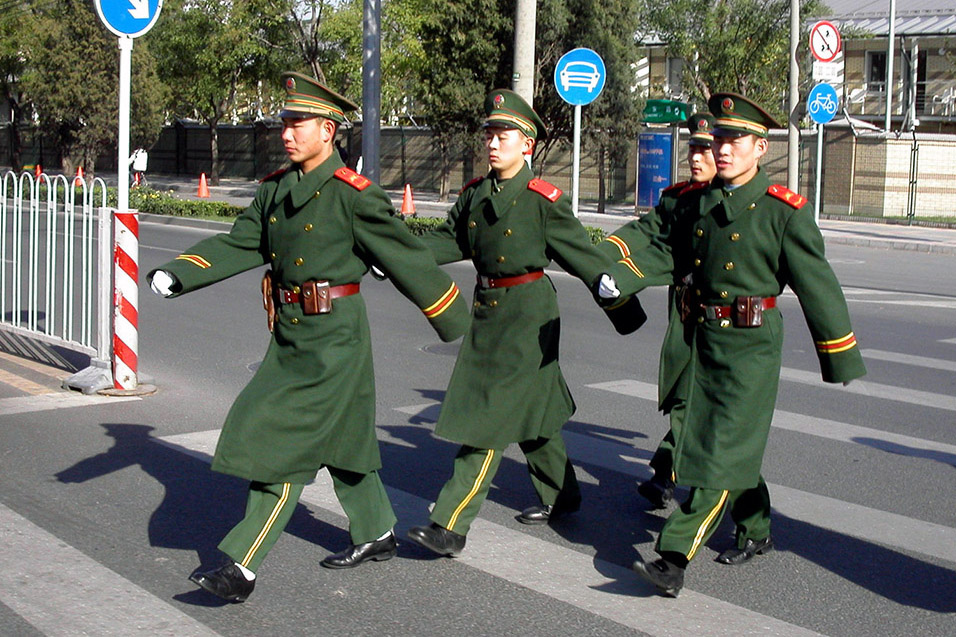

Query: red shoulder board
<box><xmin>767</xmin><ymin>184</ymin><xmax>808</xmax><ymax>209</ymax></box>
<box><xmin>679</xmin><ymin>181</ymin><xmax>708</xmax><ymax>196</ymax></box>
<box><xmin>661</xmin><ymin>180</ymin><xmax>689</xmax><ymax>194</ymax></box>
<box><xmin>460</xmin><ymin>176</ymin><xmax>484</xmax><ymax>194</ymax></box>
<box><xmin>334</xmin><ymin>167</ymin><xmax>372</xmax><ymax>191</ymax></box>
<box><xmin>528</xmin><ymin>178</ymin><xmax>562</xmax><ymax>202</ymax></box>
<box><xmin>259</xmin><ymin>166</ymin><xmax>289</xmax><ymax>183</ymax></box>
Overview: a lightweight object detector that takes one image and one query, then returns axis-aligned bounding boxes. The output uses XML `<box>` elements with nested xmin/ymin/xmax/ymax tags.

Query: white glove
<box><xmin>150</xmin><ymin>270</ymin><xmax>176</xmax><ymax>297</ymax></box>
<box><xmin>598</xmin><ymin>274</ymin><xmax>621</xmax><ymax>299</ymax></box>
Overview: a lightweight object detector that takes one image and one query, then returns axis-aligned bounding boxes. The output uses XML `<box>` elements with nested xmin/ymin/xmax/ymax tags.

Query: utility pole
<box><xmin>787</xmin><ymin>0</ymin><xmax>800</xmax><ymax>192</ymax></box>
<box><xmin>362</xmin><ymin>0</ymin><xmax>381</xmax><ymax>181</ymax></box>
<box><xmin>885</xmin><ymin>0</ymin><xmax>897</xmax><ymax>132</ymax></box>
<box><xmin>512</xmin><ymin>0</ymin><xmax>536</xmax><ymax>104</ymax></box>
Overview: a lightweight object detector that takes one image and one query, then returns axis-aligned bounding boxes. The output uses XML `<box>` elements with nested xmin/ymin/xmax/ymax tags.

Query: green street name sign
<box><xmin>643</xmin><ymin>99</ymin><xmax>690</xmax><ymax>124</ymax></box>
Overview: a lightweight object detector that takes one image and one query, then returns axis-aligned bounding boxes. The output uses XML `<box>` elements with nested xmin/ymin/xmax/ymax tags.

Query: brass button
<box><xmin>290</xmin><ymin>317</ymin><xmax>299</xmax><ymax>325</ymax></box>
<box><xmin>504</xmin><ymin>228</ymin><xmax>513</xmax><ymax>236</ymax></box>
<box><xmin>694</xmin><ymin>258</ymin><xmax>701</xmax><ymax>266</ymax></box>
<box><xmin>488</xmin><ymin>300</ymin><xmax>498</xmax><ymax>307</ymax></box>
<box><xmin>292</xmin><ymin>285</ymin><xmax>301</xmax><ymax>293</ymax></box>
<box><xmin>719</xmin><ymin>318</ymin><xmax>732</xmax><ymax>328</ymax></box>
<box><xmin>697</xmin><ymin>316</ymin><xmax>705</xmax><ymax>323</ymax></box>
<box><xmin>313</xmin><ymin>190</ymin><xmax>321</xmax><ymax>198</ymax></box>
<box><xmin>720</xmin><ymin>291</ymin><xmax>729</xmax><ymax>299</ymax></box>
<box><xmin>468</xmin><ymin>221</ymin><xmax>477</xmax><ymax>228</ymax></box>
<box><xmin>724</xmin><ymin>262</ymin><xmax>735</xmax><ymax>270</ymax></box>
<box><xmin>727</xmin><ymin>191</ymin><xmax>734</xmax><ymax>197</ymax></box>
<box><xmin>730</xmin><ymin>233</ymin><xmax>740</xmax><ymax>241</ymax></box>
<box><xmin>304</xmin><ymin>223</ymin><xmax>313</xmax><ymax>231</ymax></box>
<box><xmin>270</xmin><ymin>252</ymin><xmax>277</xmax><ymax>260</ymax></box>
<box><xmin>269</xmin><ymin>216</ymin><xmax>277</xmax><ymax>224</ymax></box>
<box><xmin>497</xmin><ymin>256</ymin><xmax>506</xmax><ymax>263</ymax></box>
<box><xmin>695</xmin><ymin>289</ymin><xmax>701</xmax><ymax>296</ymax></box>
<box><xmin>748</xmin><ymin>203</ymin><xmax>756</xmax><ymax>209</ymax></box>
<box><xmin>695</xmin><ymin>228</ymin><xmax>704</xmax><ymax>237</ymax></box>
<box><xmin>474</xmin><ymin>301</ymin><xmax>481</xmax><ymax>309</ymax></box>
<box><xmin>295</xmin><ymin>258</ymin><xmax>304</xmax><ymax>266</ymax></box>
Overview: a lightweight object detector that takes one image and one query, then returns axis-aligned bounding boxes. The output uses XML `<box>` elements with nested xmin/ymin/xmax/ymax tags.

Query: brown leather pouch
<box><xmin>261</xmin><ymin>270</ymin><xmax>276</xmax><ymax>332</ymax></box>
<box><xmin>734</xmin><ymin>296</ymin><xmax>763</xmax><ymax>328</ymax></box>
<box><xmin>676</xmin><ymin>286</ymin><xmax>694</xmax><ymax>323</ymax></box>
<box><xmin>301</xmin><ymin>280</ymin><xmax>332</xmax><ymax>315</ymax></box>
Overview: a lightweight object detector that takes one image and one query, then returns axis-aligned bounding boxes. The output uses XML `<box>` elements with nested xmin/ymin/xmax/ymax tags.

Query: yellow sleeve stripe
<box><xmin>607</xmin><ymin>235</ymin><xmax>630</xmax><ymax>258</ymax></box>
<box><xmin>815</xmin><ymin>332</ymin><xmax>857</xmax><ymax>354</ymax></box>
<box><xmin>423</xmin><ymin>283</ymin><xmax>460</xmax><ymax>319</ymax></box>
<box><xmin>175</xmin><ymin>254</ymin><xmax>212</xmax><ymax>269</ymax></box>
<box><xmin>619</xmin><ymin>257</ymin><xmax>644</xmax><ymax>279</ymax></box>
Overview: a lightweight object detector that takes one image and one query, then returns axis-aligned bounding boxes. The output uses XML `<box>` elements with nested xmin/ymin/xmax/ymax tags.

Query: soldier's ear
<box><xmin>755</xmin><ymin>137</ymin><xmax>769</xmax><ymax>159</ymax></box>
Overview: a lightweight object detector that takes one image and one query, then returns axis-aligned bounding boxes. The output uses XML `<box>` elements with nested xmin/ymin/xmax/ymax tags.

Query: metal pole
<box><xmin>787</xmin><ymin>0</ymin><xmax>800</xmax><ymax>191</ymax></box>
<box><xmin>512</xmin><ymin>0</ymin><xmax>536</xmax><ymax>104</ymax></box>
<box><xmin>885</xmin><ymin>0</ymin><xmax>896</xmax><ymax>132</ymax></box>
<box><xmin>814</xmin><ymin>124</ymin><xmax>823</xmax><ymax>224</ymax></box>
<box><xmin>362</xmin><ymin>0</ymin><xmax>381</xmax><ymax>182</ymax></box>
<box><xmin>572</xmin><ymin>104</ymin><xmax>581</xmax><ymax>217</ymax></box>
<box><xmin>670</xmin><ymin>124</ymin><xmax>680</xmax><ymax>185</ymax></box>
<box><xmin>118</xmin><ymin>37</ymin><xmax>132</xmax><ymax>215</ymax></box>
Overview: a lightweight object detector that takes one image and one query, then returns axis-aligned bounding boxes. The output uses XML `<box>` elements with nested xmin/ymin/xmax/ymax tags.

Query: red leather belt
<box><xmin>276</xmin><ymin>283</ymin><xmax>360</xmax><ymax>304</ymax></box>
<box><xmin>701</xmin><ymin>295</ymin><xmax>775</xmax><ymax>320</ymax></box>
<box><xmin>476</xmin><ymin>270</ymin><xmax>544</xmax><ymax>289</ymax></box>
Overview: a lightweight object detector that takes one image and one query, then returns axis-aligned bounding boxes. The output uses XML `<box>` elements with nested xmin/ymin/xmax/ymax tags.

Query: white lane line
<box><xmin>0</xmin><ymin>502</ymin><xmax>220</xmax><ymax>637</ymax></box>
<box><xmin>940</xmin><ymin>338</ymin><xmax>956</xmax><ymax>345</ymax></box>
<box><xmin>778</xmin><ymin>367</ymin><xmax>956</xmax><ymax>412</ymax></box>
<box><xmin>397</xmin><ymin>387</ymin><xmax>956</xmax><ymax>565</ymax></box>
<box><xmin>860</xmin><ymin>349</ymin><xmax>956</xmax><ymax>372</ymax></box>
<box><xmin>157</xmin><ymin>430</ymin><xmax>822</xmax><ymax>637</ymax></box>
<box><xmin>0</xmin><ymin>392</ymin><xmax>140</xmax><ymax>416</ymax></box>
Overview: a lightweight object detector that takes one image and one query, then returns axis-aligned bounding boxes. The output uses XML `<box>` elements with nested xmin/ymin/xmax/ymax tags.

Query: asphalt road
<box><xmin>0</xmin><ymin>219</ymin><xmax>954</xmax><ymax>636</ymax></box>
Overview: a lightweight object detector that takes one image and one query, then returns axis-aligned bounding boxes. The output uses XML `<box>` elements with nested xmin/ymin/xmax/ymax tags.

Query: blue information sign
<box><xmin>94</xmin><ymin>0</ymin><xmax>163</xmax><ymax>38</ymax></box>
<box><xmin>807</xmin><ymin>82</ymin><xmax>839</xmax><ymax>125</ymax></box>
<box><xmin>637</xmin><ymin>132</ymin><xmax>673</xmax><ymax>208</ymax></box>
<box><xmin>554</xmin><ymin>48</ymin><xmax>606</xmax><ymax>106</ymax></box>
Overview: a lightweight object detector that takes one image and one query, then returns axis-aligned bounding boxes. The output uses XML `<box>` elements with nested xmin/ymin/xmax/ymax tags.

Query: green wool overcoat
<box><xmin>148</xmin><ymin>153</ymin><xmax>469</xmax><ymax>483</ymax></box>
<box><xmin>419</xmin><ymin>165</ymin><xmax>610</xmax><ymax>449</ymax></box>
<box><xmin>604</xmin><ymin>169</ymin><xmax>866</xmax><ymax>489</ymax></box>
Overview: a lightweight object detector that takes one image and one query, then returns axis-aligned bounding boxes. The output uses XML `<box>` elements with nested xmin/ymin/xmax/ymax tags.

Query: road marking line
<box><xmin>0</xmin><ymin>351</ymin><xmax>74</xmax><ymax>380</ymax></box>
<box><xmin>0</xmin><ymin>502</ymin><xmax>220</xmax><ymax>637</ymax></box>
<box><xmin>778</xmin><ymin>367</ymin><xmax>956</xmax><ymax>412</ymax></box>
<box><xmin>0</xmin><ymin>368</ymin><xmax>54</xmax><ymax>395</ymax></box>
<box><xmin>860</xmin><ymin>349</ymin><xmax>956</xmax><ymax>372</ymax></box>
<box><xmin>939</xmin><ymin>337</ymin><xmax>956</xmax><ymax>345</ymax></box>
<box><xmin>0</xmin><ymin>392</ymin><xmax>140</xmax><ymax>416</ymax></box>
<box><xmin>157</xmin><ymin>430</ymin><xmax>823</xmax><ymax>637</ymax></box>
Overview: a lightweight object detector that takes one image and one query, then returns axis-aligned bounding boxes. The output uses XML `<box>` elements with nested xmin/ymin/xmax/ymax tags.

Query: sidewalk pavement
<box><xmin>142</xmin><ymin>174</ymin><xmax>956</xmax><ymax>256</ymax></box>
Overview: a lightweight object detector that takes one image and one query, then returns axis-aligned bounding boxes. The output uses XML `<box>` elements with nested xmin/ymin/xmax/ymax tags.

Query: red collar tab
<box><xmin>260</xmin><ymin>166</ymin><xmax>289</xmax><ymax>183</ymax></box>
<box><xmin>334</xmin><ymin>167</ymin><xmax>372</xmax><ymax>191</ymax></box>
<box><xmin>679</xmin><ymin>181</ymin><xmax>709</xmax><ymax>196</ymax></box>
<box><xmin>767</xmin><ymin>184</ymin><xmax>808</xmax><ymax>209</ymax></box>
<box><xmin>662</xmin><ymin>180</ymin><xmax>689</xmax><ymax>194</ymax></box>
<box><xmin>528</xmin><ymin>178</ymin><xmax>562</xmax><ymax>202</ymax></box>
<box><xmin>460</xmin><ymin>176</ymin><xmax>484</xmax><ymax>194</ymax></box>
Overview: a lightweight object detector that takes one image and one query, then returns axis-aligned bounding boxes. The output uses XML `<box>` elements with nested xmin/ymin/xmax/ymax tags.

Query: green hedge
<box><xmin>401</xmin><ymin>215</ymin><xmax>607</xmax><ymax>244</ymax></box>
<box><xmin>99</xmin><ymin>186</ymin><xmax>244</xmax><ymax>219</ymax></box>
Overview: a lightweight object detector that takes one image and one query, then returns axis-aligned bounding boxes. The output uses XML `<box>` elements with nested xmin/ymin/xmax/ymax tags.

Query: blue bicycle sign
<box><xmin>807</xmin><ymin>83</ymin><xmax>839</xmax><ymax>124</ymax></box>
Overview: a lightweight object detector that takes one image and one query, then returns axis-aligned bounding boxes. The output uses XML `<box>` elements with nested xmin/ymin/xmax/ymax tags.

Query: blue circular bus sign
<box><xmin>554</xmin><ymin>48</ymin><xmax>606</xmax><ymax>106</ymax></box>
<box><xmin>94</xmin><ymin>0</ymin><xmax>163</xmax><ymax>38</ymax></box>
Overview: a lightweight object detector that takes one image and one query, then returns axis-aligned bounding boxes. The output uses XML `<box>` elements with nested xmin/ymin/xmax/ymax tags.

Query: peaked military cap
<box><xmin>279</xmin><ymin>72</ymin><xmax>358</xmax><ymax>122</ymax></box>
<box><xmin>483</xmin><ymin>89</ymin><xmax>547</xmax><ymax>140</ymax></box>
<box><xmin>709</xmin><ymin>92</ymin><xmax>781</xmax><ymax>138</ymax></box>
<box><xmin>685</xmin><ymin>113</ymin><xmax>715</xmax><ymax>145</ymax></box>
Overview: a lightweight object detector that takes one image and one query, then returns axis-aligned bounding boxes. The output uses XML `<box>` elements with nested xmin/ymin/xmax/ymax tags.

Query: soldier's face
<box><xmin>485</xmin><ymin>127</ymin><xmax>533</xmax><ymax>179</ymax></box>
<box><xmin>686</xmin><ymin>143</ymin><xmax>716</xmax><ymax>183</ymax></box>
<box><xmin>712</xmin><ymin>134</ymin><xmax>767</xmax><ymax>186</ymax></box>
<box><xmin>282</xmin><ymin>116</ymin><xmax>336</xmax><ymax>173</ymax></box>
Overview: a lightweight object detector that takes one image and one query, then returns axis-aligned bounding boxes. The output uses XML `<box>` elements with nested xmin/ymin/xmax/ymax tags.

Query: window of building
<box><xmin>666</xmin><ymin>57</ymin><xmax>683</xmax><ymax>97</ymax></box>
<box><xmin>866</xmin><ymin>51</ymin><xmax>886</xmax><ymax>91</ymax></box>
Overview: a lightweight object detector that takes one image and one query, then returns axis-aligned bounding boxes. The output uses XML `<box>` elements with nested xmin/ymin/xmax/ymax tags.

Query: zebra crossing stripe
<box><xmin>0</xmin><ymin>502</ymin><xmax>220</xmax><ymax>637</ymax></box>
<box><xmin>0</xmin><ymin>392</ymin><xmax>140</xmax><ymax>416</ymax></box>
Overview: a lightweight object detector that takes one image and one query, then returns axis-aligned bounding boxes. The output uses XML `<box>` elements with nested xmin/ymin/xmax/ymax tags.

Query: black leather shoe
<box><xmin>632</xmin><ymin>557</ymin><xmax>684</xmax><ymax>598</ymax></box>
<box><xmin>637</xmin><ymin>476</ymin><xmax>675</xmax><ymax>509</ymax></box>
<box><xmin>716</xmin><ymin>536</ymin><xmax>774</xmax><ymax>565</ymax></box>
<box><xmin>516</xmin><ymin>490</ymin><xmax>582</xmax><ymax>525</ymax></box>
<box><xmin>189</xmin><ymin>563</ymin><xmax>255</xmax><ymax>603</ymax></box>
<box><xmin>407</xmin><ymin>523</ymin><xmax>466</xmax><ymax>556</ymax></box>
<box><xmin>321</xmin><ymin>533</ymin><xmax>398</xmax><ymax>569</ymax></box>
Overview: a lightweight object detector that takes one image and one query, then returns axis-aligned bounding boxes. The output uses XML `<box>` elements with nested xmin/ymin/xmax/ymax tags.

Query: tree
<box><xmin>0</xmin><ymin>3</ymin><xmax>29</xmax><ymax>170</ymax></box>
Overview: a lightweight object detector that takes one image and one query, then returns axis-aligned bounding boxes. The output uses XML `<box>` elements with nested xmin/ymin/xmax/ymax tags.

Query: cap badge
<box><xmin>722</xmin><ymin>97</ymin><xmax>734</xmax><ymax>111</ymax></box>
<box><xmin>698</xmin><ymin>119</ymin><xmax>709</xmax><ymax>131</ymax></box>
<box><xmin>494</xmin><ymin>93</ymin><xmax>505</xmax><ymax>108</ymax></box>
<box><xmin>286</xmin><ymin>77</ymin><xmax>296</xmax><ymax>92</ymax></box>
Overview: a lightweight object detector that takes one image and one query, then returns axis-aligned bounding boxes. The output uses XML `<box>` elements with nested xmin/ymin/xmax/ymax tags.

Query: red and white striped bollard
<box><xmin>113</xmin><ymin>211</ymin><xmax>139</xmax><ymax>389</ymax></box>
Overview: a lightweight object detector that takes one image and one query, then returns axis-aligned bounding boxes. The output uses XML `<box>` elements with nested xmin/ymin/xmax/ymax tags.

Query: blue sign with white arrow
<box><xmin>554</xmin><ymin>48</ymin><xmax>606</xmax><ymax>106</ymax></box>
<box><xmin>94</xmin><ymin>0</ymin><xmax>163</xmax><ymax>38</ymax></box>
<box><xmin>807</xmin><ymin>82</ymin><xmax>839</xmax><ymax>125</ymax></box>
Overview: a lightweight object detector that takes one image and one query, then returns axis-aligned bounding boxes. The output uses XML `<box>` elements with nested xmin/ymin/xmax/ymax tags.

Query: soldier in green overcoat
<box><xmin>148</xmin><ymin>72</ymin><xmax>469</xmax><ymax>602</ymax></box>
<box><xmin>598</xmin><ymin>113</ymin><xmax>718</xmax><ymax>509</ymax></box>
<box><xmin>407</xmin><ymin>89</ymin><xmax>627</xmax><ymax>556</ymax></box>
<box><xmin>597</xmin><ymin>93</ymin><xmax>866</xmax><ymax>597</ymax></box>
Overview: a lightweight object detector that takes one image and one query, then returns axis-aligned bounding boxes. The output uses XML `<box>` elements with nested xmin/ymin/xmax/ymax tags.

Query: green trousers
<box><xmin>430</xmin><ymin>434</ymin><xmax>580</xmax><ymax>535</ymax></box>
<box><xmin>648</xmin><ymin>429</ymin><xmax>676</xmax><ymax>480</ymax></box>
<box><xmin>218</xmin><ymin>467</ymin><xmax>397</xmax><ymax>573</ymax></box>
<box><xmin>656</xmin><ymin>476</ymin><xmax>771</xmax><ymax>565</ymax></box>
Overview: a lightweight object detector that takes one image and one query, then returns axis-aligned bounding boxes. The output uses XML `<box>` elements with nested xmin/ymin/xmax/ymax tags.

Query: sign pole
<box><xmin>118</xmin><ymin>36</ymin><xmax>132</xmax><ymax>216</ymax></box>
<box><xmin>814</xmin><ymin>124</ymin><xmax>823</xmax><ymax>225</ymax></box>
<box><xmin>572</xmin><ymin>104</ymin><xmax>581</xmax><ymax>216</ymax></box>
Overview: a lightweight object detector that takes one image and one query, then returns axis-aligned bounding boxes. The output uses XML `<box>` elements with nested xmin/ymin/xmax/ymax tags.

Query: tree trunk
<box><xmin>209</xmin><ymin>121</ymin><xmax>220</xmax><ymax>186</ymax></box>
<box><xmin>597</xmin><ymin>145</ymin><xmax>607</xmax><ymax>215</ymax></box>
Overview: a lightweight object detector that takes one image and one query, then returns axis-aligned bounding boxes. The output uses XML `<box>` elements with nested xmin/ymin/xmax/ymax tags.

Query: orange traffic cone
<box><xmin>400</xmin><ymin>183</ymin><xmax>416</xmax><ymax>216</ymax></box>
<box><xmin>73</xmin><ymin>166</ymin><xmax>84</xmax><ymax>185</ymax></box>
<box><xmin>197</xmin><ymin>173</ymin><xmax>210</xmax><ymax>198</ymax></box>
<box><xmin>133</xmin><ymin>172</ymin><xmax>140</xmax><ymax>187</ymax></box>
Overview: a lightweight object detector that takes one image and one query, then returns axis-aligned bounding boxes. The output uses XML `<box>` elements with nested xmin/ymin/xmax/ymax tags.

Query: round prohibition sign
<box><xmin>809</xmin><ymin>20</ymin><xmax>842</xmax><ymax>63</ymax></box>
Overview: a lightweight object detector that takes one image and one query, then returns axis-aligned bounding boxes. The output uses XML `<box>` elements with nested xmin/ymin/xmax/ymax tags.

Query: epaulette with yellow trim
<box><xmin>259</xmin><ymin>166</ymin><xmax>290</xmax><ymax>183</ymax></box>
<box><xmin>679</xmin><ymin>181</ymin><xmax>709</xmax><ymax>196</ymax></box>
<box><xmin>661</xmin><ymin>180</ymin><xmax>689</xmax><ymax>195</ymax></box>
<box><xmin>767</xmin><ymin>184</ymin><xmax>808</xmax><ymax>209</ymax></box>
<box><xmin>334</xmin><ymin>166</ymin><xmax>372</xmax><ymax>191</ymax></box>
<box><xmin>528</xmin><ymin>178</ymin><xmax>562</xmax><ymax>202</ymax></box>
<box><xmin>460</xmin><ymin>176</ymin><xmax>484</xmax><ymax>194</ymax></box>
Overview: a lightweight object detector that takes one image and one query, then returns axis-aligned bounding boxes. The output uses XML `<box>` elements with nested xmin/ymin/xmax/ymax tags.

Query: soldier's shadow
<box><xmin>53</xmin><ymin>422</ymin><xmax>363</xmax><ymax>607</ymax></box>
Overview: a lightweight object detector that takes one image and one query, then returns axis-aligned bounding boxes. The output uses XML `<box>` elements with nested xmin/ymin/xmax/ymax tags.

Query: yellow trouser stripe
<box><xmin>241</xmin><ymin>482</ymin><xmax>291</xmax><ymax>567</ymax></box>
<box><xmin>687</xmin><ymin>490</ymin><xmax>729</xmax><ymax>561</ymax></box>
<box><xmin>447</xmin><ymin>450</ymin><xmax>495</xmax><ymax>532</ymax></box>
